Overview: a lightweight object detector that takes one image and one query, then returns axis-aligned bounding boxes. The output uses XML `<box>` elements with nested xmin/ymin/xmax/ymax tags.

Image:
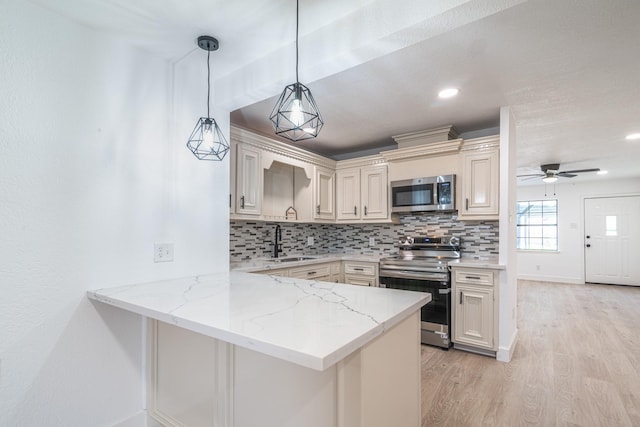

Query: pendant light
<box><xmin>186</xmin><ymin>35</ymin><xmax>230</xmax><ymax>161</ymax></box>
<box><xmin>269</xmin><ymin>0</ymin><xmax>324</xmax><ymax>142</ymax></box>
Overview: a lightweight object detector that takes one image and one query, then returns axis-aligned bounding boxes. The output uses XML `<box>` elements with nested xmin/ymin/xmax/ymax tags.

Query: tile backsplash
<box><xmin>230</xmin><ymin>213</ymin><xmax>498</xmax><ymax>261</ymax></box>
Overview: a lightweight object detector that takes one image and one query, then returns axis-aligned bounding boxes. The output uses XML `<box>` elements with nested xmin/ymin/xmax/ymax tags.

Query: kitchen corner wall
<box><xmin>230</xmin><ymin>214</ymin><xmax>498</xmax><ymax>260</ymax></box>
<box><xmin>0</xmin><ymin>1</ymin><xmax>229</xmax><ymax>426</ymax></box>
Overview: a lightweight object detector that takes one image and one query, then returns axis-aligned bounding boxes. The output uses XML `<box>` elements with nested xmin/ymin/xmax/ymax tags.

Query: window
<box><xmin>516</xmin><ymin>200</ymin><xmax>558</xmax><ymax>251</ymax></box>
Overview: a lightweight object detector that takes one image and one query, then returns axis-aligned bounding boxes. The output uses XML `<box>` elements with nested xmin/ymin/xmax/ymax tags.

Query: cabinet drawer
<box><xmin>343</xmin><ymin>275</ymin><xmax>374</xmax><ymax>287</ymax></box>
<box><xmin>289</xmin><ymin>264</ymin><xmax>331</xmax><ymax>279</ymax></box>
<box><xmin>343</xmin><ymin>262</ymin><xmax>377</xmax><ymax>276</ymax></box>
<box><xmin>454</xmin><ymin>269</ymin><xmax>494</xmax><ymax>286</ymax></box>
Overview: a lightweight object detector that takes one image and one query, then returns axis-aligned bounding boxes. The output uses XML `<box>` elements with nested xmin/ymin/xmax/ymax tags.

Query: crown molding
<box><xmin>392</xmin><ymin>126</ymin><xmax>459</xmax><ymax>149</ymax></box>
<box><xmin>336</xmin><ymin>154</ymin><xmax>387</xmax><ymax>170</ymax></box>
<box><xmin>231</xmin><ymin>126</ymin><xmax>336</xmax><ymax>169</ymax></box>
<box><xmin>380</xmin><ymin>138</ymin><xmax>463</xmax><ymax>162</ymax></box>
<box><xmin>461</xmin><ymin>135</ymin><xmax>500</xmax><ymax>151</ymax></box>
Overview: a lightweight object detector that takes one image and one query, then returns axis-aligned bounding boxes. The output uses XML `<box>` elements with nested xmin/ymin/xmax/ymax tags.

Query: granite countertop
<box><xmin>87</xmin><ymin>271</ymin><xmax>429</xmax><ymax>371</ymax></box>
<box><xmin>231</xmin><ymin>253</ymin><xmax>387</xmax><ymax>272</ymax></box>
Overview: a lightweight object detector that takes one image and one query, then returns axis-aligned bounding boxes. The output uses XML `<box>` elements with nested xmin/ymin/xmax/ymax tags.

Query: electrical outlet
<box><xmin>369</xmin><ymin>237</ymin><xmax>376</xmax><ymax>246</ymax></box>
<box><xmin>154</xmin><ymin>243</ymin><xmax>174</xmax><ymax>263</ymax></box>
<box><xmin>536</xmin><ymin>265</ymin><xmax>541</xmax><ymax>271</ymax></box>
<box><xmin>307</xmin><ymin>236</ymin><xmax>314</xmax><ymax>246</ymax></box>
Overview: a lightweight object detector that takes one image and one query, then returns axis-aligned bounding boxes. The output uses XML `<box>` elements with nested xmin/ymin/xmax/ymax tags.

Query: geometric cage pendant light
<box><xmin>269</xmin><ymin>0</ymin><xmax>324</xmax><ymax>142</ymax></box>
<box><xmin>186</xmin><ymin>35</ymin><xmax>230</xmax><ymax>161</ymax></box>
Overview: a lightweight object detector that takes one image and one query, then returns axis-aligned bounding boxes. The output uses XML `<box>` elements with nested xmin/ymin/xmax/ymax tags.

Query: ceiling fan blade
<box><xmin>517</xmin><ymin>173</ymin><xmax>545</xmax><ymax>178</ymax></box>
<box><xmin>517</xmin><ymin>175</ymin><xmax>543</xmax><ymax>181</ymax></box>
<box><xmin>559</xmin><ymin>168</ymin><xmax>600</xmax><ymax>174</ymax></box>
<box><xmin>557</xmin><ymin>173</ymin><xmax>577</xmax><ymax>178</ymax></box>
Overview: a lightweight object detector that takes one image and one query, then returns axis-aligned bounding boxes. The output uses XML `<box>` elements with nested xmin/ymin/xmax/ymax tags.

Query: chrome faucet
<box><xmin>273</xmin><ymin>224</ymin><xmax>283</xmax><ymax>258</ymax></box>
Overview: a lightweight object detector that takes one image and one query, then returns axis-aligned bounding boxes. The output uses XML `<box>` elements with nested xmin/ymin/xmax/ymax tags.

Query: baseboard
<box><xmin>111</xmin><ymin>411</ymin><xmax>163</xmax><ymax>427</ymax></box>
<box><xmin>496</xmin><ymin>328</ymin><xmax>518</xmax><ymax>362</ymax></box>
<box><xmin>517</xmin><ymin>274</ymin><xmax>584</xmax><ymax>284</ymax></box>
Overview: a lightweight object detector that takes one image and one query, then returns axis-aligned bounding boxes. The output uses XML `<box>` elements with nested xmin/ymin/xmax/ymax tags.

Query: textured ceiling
<box><xmin>29</xmin><ymin>0</ymin><xmax>640</xmax><ymax>185</ymax></box>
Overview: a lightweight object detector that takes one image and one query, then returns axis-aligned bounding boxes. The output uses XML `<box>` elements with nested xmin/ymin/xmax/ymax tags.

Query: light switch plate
<box><xmin>154</xmin><ymin>243</ymin><xmax>174</xmax><ymax>263</ymax></box>
<box><xmin>369</xmin><ymin>237</ymin><xmax>376</xmax><ymax>246</ymax></box>
<box><xmin>307</xmin><ymin>236</ymin><xmax>314</xmax><ymax>246</ymax></box>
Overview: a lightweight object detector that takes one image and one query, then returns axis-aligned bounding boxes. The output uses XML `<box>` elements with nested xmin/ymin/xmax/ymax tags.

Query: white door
<box><xmin>584</xmin><ymin>196</ymin><xmax>640</xmax><ymax>285</ymax></box>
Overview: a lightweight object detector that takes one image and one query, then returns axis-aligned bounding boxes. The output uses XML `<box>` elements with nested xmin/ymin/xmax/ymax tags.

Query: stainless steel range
<box><xmin>379</xmin><ymin>236</ymin><xmax>461</xmax><ymax>348</ymax></box>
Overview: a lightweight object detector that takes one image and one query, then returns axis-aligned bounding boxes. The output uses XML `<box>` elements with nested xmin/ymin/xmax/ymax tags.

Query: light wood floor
<box><xmin>421</xmin><ymin>280</ymin><xmax>640</xmax><ymax>427</ymax></box>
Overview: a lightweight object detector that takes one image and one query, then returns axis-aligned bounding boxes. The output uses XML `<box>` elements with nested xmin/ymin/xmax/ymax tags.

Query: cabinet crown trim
<box><xmin>231</xmin><ymin>125</ymin><xmax>336</xmax><ymax>169</ymax></box>
<box><xmin>460</xmin><ymin>135</ymin><xmax>499</xmax><ymax>151</ymax></box>
<box><xmin>380</xmin><ymin>138</ymin><xmax>463</xmax><ymax>162</ymax></box>
<box><xmin>336</xmin><ymin>154</ymin><xmax>387</xmax><ymax>170</ymax></box>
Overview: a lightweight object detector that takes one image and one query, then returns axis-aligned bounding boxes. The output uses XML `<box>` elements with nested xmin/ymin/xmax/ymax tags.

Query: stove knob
<box><xmin>449</xmin><ymin>236</ymin><xmax>459</xmax><ymax>246</ymax></box>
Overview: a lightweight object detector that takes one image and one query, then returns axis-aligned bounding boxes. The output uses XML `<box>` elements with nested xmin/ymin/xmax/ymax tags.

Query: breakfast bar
<box><xmin>88</xmin><ymin>271</ymin><xmax>429</xmax><ymax>427</ymax></box>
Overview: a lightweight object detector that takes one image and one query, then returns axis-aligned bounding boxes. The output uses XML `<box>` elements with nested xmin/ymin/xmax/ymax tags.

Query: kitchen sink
<box><xmin>269</xmin><ymin>256</ymin><xmax>316</xmax><ymax>263</ymax></box>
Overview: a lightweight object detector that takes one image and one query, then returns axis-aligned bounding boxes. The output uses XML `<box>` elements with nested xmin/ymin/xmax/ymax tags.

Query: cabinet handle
<box><xmin>465</xmin><ymin>198</ymin><xmax>469</xmax><ymax>211</ymax></box>
<box><xmin>354</xmin><ymin>268</ymin><xmax>364</xmax><ymax>271</ymax></box>
<box><xmin>229</xmin><ymin>194</ymin><xmax>232</xmax><ymax>208</ymax></box>
<box><xmin>307</xmin><ymin>271</ymin><xmax>316</xmax><ymax>275</ymax></box>
<box><xmin>364</xmin><ymin>206</ymin><xmax>368</xmax><ymax>216</ymax></box>
<box><xmin>465</xmin><ymin>276</ymin><xmax>481</xmax><ymax>280</ymax></box>
<box><xmin>316</xmin><ymin>205</ymin><xmax>320</xmax><ymax>214</ymax></box>
<box><xmin>354</xmin><ymin>206</ymin><xmax>357</xmax><ymax>215</ymax></box>
<box><xmin>460</xmin><ymin>291</ymin><xmax>463</xmax><ymax>305</ymax></box>
<box><xmin>241</xmin><ymin>196</ymin><xmax>245</xmax><ymax>209</ymax></box>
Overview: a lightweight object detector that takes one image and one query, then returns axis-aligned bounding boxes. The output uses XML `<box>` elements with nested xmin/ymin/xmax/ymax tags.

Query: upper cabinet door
<box><xmin>361</xmin><ymin>165</ymin><xmax>388</xmax><ymax>220</ymax></box>
<box><xmin>460</xmin><ymin>148</ymin><xmax>499</xmax><ymax>218</ymax></box>
<box><xmin>314</xmin><ymin>166</ymin><xmax>335</xmax><ymax>220</ymax></box>
<box><xmin>336</xmin><ymin>169</ymin><xmax>361</xmax><ymax>220</ymax></box>
<box><xmin>236</xmin><ymin>144</ymin><xmax>262</xmax><ymax>215</ymax></box>
<box><xmin>229</xmin><ymin>140</ymin><xmax>237</xmax><ymax>213</ymax></box>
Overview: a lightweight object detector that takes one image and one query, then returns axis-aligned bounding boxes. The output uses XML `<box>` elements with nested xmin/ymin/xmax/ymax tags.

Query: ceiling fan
<box><xmin>517</xmin><ymin>163</ymin><xmax>601</xmax><ymax>183</ymax></box>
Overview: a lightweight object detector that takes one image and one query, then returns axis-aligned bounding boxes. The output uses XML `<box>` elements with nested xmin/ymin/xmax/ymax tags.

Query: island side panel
<box><xmin>233</xmin><ymin>347</ymin><xmax>337</xmax><ymax>427</ymax></box>
<box><xmin>148</xmin><ymin>320</ymin><xmax>218</xmax><ymax>427</ymax></box>
<box><xmin>338</xmin><ymin>311</ymin><xmax>421</xmax><ymax>427</ymax></box>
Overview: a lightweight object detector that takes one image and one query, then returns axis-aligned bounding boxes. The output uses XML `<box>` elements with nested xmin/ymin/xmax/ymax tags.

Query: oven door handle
<box><xmin>379</xmin><ymin>270</ymin><xmax>449</xmax><ymax>281</ymax></box>
<box><xmin>438</xmin><ymin>288</ymin><xmax>450</xmax><ymax>294</ymax></box>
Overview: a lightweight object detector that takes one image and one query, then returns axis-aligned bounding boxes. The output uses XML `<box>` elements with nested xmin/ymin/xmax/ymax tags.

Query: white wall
<box><xmin>497</xmin><ymin>106</ymin><xmax>518</xmax><ymax>362</ymax></box>
<box><xmin>517</xmin><ymin>177</ymin><xmax>640</xmax><ymax>283</ymax></box>
<box><xmin>0</xmin><ymin>1</ymin><xmax>229</xmax><ymax>425</ymax></box>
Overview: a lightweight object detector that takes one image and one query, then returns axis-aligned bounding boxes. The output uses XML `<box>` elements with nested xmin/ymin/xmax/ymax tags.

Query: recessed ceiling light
<box><xmin>597</xmin><ymin>170</ymin><xmax>608</xmax><ymax>175</ymax></box>
<box><xmin>625</xmin><ymin>133</ymin><xmax>640</xmax><ymax>140</ymax></box>
<box><xmin>438</xmin><ymin>88</ymin><xmax>459</xmax><ymax>99</ymax></box>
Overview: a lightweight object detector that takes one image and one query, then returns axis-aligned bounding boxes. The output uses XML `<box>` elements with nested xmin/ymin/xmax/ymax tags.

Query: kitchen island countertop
<box><xmin>87</xmin><ymin>271</ymin><xmax>429</xmax><ymax>371</ymax></box>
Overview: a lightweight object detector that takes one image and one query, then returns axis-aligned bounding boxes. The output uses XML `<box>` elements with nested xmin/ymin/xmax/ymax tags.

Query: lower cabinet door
<box><xmin>454</xmin><ymin>285</ymin><xmax>494</xmax><ymax>349</ymax></box>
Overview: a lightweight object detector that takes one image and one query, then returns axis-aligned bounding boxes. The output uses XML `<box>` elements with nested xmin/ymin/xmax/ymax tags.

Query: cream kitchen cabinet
<box><xmin>313</xmin><ymin>166</ymin><xmax>335</xmax><ymax>220</ymax></box>
<box><xmin>451</xmin><ymin>267</ymin><xmax>499</xmax><ymax>353</ymax></box>
<box><xmin>257</xmin><ymin>261</ymin><xmax>343</xmax><ymax>283</ymax></box>
<box><xmin>336</xmin><ymin>165</ymin><xmax>388</xmax><ymax>221</ymax></box>
<box><xmin>343</xmin><ymin>261</ymin><xmax>379</xmax><ymax>287</ymax></box>
<box><xmin>235</xmin><ymin>143</ymin><xmax>262</xmax><ymax>216</ymax></box>
<box><xmin>458</xmin><ymin>139</ymin><xmax>499</xmax><ymax>220</ymax></box>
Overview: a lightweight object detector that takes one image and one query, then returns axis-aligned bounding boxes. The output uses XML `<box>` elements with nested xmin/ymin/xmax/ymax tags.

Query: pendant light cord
<box><xmin>295</xmin><ymin>0</ymin><xmax>299</xmax><ymax>83</ymax></box>
<box><xmin>207</xmin><ymin>48</ymin><xmax>211</xmax><ymax>118</ymax></box>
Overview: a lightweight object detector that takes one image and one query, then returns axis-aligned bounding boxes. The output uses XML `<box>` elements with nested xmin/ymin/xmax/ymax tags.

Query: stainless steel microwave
<box><xmin>390</xmin><ymin>175</ymin><xmax>456</xmax><ymax>213</ymax></box>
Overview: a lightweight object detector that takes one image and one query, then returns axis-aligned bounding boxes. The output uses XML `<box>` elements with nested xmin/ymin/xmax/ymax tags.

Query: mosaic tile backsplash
<box><xmin>230</xmin><ymin>213</ymin><xmax>498</xmax><ymax>261</ymax></box>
